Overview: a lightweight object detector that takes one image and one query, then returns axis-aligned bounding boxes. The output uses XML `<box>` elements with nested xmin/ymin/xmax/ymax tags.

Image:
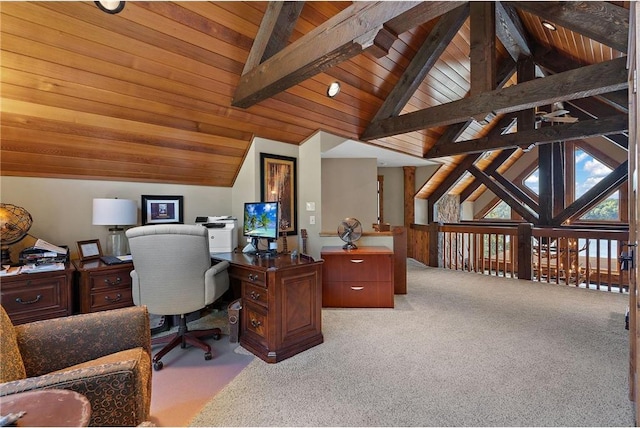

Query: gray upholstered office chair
<box><xmin>126</xmin><ymin>224</ymin><xmax>230</xmax><ymax>371</ymax></box>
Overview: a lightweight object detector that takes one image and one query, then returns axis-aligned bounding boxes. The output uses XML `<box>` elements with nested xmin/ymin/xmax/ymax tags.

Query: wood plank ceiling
<box><xmin>0</xmin><ymin>1</ymin><xmax>631</xmax><ymax>210</ymax></box>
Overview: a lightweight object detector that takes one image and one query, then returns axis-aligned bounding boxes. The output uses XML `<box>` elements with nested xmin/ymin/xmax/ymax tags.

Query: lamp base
<box><xmin>107</xmin><ymin>227</ymin><xmax>128</xmax><ymax>256</ymax></box>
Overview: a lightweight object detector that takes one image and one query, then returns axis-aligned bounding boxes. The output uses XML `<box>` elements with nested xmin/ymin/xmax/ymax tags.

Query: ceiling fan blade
<box><xmin>545</xmin><ymin>116</ymin><xmax>578</xmax><ymax>123</ymax></box>
<box><xmin>544</xmin><ymin>109</ymin><xmax>570</xmax><ymax>117</ymax></box>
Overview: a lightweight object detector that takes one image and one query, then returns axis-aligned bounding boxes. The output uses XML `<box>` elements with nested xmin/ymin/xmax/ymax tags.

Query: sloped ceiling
<box><xmin>0</xmin><ymin>1</ymin><xmax>630</xmax><ymax>196</ymax></box>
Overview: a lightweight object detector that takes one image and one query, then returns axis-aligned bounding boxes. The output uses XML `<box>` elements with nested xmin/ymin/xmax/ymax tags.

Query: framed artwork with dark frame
<box><xmin>261</xmin><ymin>153</ymin><xmax>297</xmax><ymax>236</ymax></box>
<box><xmin>77</xmin><ymin>239</ymin><xmax>103</xmax><ymax>261</ymax></box>
<box><xmin>141</xmin><ymin>195</ymin><xmax>184</xmax><ymax>225</ymax></box>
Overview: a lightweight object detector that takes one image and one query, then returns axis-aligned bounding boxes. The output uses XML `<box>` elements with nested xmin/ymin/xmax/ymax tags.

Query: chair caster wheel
<box><xmin>204</xmin><ymin>352</ymin><xmax>212</xmax><ymax>361</ymax></box>
<box><xmin>213</xmin><ymin>333</ymin><xmax>221</xmax><ymax>340</ymax></box>
<box><xmin>154</xmin><ymin>361</ymin><xmax>163</xmax><ymax>371</ymax></box>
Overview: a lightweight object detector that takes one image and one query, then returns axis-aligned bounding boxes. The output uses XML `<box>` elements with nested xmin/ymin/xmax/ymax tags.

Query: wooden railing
<box><xmin>408</xmin><ymin>222</ymin><xmax>630</xmax><ymax>292</ymax></box>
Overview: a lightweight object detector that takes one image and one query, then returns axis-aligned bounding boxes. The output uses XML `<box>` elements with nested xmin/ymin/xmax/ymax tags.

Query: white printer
<box><xmin>195</xmin><ymin>216</ymin><xmax>238</xmax><ymax>254</ymax></box>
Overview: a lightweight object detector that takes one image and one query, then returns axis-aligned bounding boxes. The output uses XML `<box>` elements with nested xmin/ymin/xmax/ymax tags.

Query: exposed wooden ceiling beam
<box><xmin>261</xmin><ymin>2</ymin><xmax>305</xmax><ymax>64</ymax></box>
<box><xmin>425</xmin><ymin>115</ymin><xmax>628</xmax><ymax>158</ymax></box>
<box><xmin>233</xmin><ymin>2</ymin><xmax>462</xmax><ymax>108</ymax></box>
<box><xmin>468</xmin><ymin>165</ymin><xmax>539</xmax><ymax>223</ymax></box>
<box><xmin>552</xmin><ymin>160</ymin><xmax>628</xmax><ymax>225</ymax></box>
<box><xmin>243</xmin><ymin>2</ymin><xmax>285</xmax><ymax>75</ymax></box>
<box><xmin>362</xmin><ymin>56</ymin><xmax>628</xmax><ymax>141</ymax></box>
<box><xmin>533</xmin><ymin>45</ymin><xmax>628</xmax><ymax>112</ymax></box>
<box><xmin>509</xmin><ymin>1</ymin><xmax>629</xmax><ymax>53</ymax></box>
<box><xmin>369</xmin><ymin>4</ymin><xmax>469</xmax><ymax>122</ymax></box>
<box><xmin>489</xmin><ymin>170</ymin><xmax>540</xmax><ymax>212</ymax></box>
<box><xmin>459</xmin><ymin>148</ymin><xmax>517</xmax><ymax>202</ymax></box>
<box><xmin>470</xmin><ymin>2</ymin><xmax>496</xmax><ymax>96</ymax></box>
<box><xmin>495</xmin><ymin>1</ymin><xmax>532</xmax><ymax>61</ymax></box>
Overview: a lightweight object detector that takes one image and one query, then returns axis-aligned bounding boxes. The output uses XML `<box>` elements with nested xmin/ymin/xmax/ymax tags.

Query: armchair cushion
<box><xmin>0</xmin><ymin>306</ymin><xmax>152</xmax><ymax>427</ymax></box>
<box><xmin>0</xmin><ymin>307</ymin><xmax>26</xmax><ymax>383</ymax></box>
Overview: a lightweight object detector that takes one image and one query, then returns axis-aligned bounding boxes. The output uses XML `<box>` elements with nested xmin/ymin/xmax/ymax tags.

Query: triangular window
<box><xmin>485</xmin><ymin>200</ymin><xmax>510</xmax><ymax>219</ymax></box>
<box><xmin>575</xmin><ymin>148</ymin><xmax>619</xmax><ymax>221</ymax></box>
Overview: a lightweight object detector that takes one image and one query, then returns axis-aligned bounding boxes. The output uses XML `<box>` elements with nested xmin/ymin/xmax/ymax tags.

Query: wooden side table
<box><xmin>0</xmin><ymin>389</ymin><xmax>91</xmax><ymax>426</ymax></box>
<box><xmin>72</xmin><ymin>259</ymin><xmax>134</xmax><ymax>313</ymax></box>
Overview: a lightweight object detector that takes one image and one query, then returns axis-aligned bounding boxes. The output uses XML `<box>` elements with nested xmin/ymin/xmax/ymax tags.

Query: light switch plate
<box><xmin>306</xmin><ymin>202</ymin><xmax>316</xmax><ymax>211</ymax></box>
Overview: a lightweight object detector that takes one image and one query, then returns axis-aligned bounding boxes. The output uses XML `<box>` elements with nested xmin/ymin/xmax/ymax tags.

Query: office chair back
<box><xmin>126</xmin><ymin>224</ymin><xmax>226</xmax><ymax>315</ymax></box>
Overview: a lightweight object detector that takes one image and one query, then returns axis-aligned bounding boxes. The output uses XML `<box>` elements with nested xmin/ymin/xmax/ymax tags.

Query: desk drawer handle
<box><xmin>104</xmin><ymin>277</ymin><xmax>122</xmax><ymax>286</ymax></box>
<box><xmin>250</xmin><ymin>319</ymin><xmax>262</xmax><ymax>328</ymax></box>
<box><xmin>350</xmin><ymin>286</ymin><xmax>364</xmax><ymax>291</ymax></box>
<box><xmin>249</xmin><ymin>290</ymin><xmax>261</xmax><ymax>300</ymax></box>
<box><xmin>16</xmin><ymin>295</ymin><xmax>42</xmax><ymax>305</ymax></box>
<box><xmin>248</xmin><ymin>274</ymin><xmax>258</xmax><ymax>282</ymax></box>
<box><xmin>350</xmin><ymin>259</ymin><xmax>364</xmax><ymax>264</ymax></box>
<box><xmin>105</xmin><ymin>293</ymin><xmax>122</xmax><ymax>302</ymax></box>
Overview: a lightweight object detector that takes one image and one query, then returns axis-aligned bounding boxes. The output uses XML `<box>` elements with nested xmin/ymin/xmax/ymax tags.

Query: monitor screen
<box><xmin>243</xmin><ymin>202</ymin><xmax>279</xmax><ymax>240</ymax></box>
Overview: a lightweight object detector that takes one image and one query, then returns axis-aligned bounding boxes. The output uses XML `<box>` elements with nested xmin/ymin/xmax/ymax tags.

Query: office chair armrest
<box><xmin>209</xmin><ymin>260</ymin><xmax>229</xmax><ymax>275</ymax></box>
<box><xmin>204</xmin><ymin>260</ymin><xmax>230</xmax><ymax>304</ymax></box>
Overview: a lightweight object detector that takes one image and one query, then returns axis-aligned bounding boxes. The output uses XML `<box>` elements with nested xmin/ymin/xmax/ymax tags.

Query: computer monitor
<box><xmin>243</xmin><ymin>202</ymin><xmax>279</xmax><ymax>255</ymax></box>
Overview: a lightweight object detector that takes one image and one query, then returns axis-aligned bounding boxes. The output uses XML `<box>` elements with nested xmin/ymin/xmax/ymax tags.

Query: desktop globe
<box><xmin>0</xmin><ymin>203</ymin><xmax>33</xmax><ymax>265</ymax></box>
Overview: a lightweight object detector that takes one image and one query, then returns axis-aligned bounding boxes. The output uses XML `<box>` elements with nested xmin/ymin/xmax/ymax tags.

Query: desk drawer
<box><xmin>1</xmin><ymin>275</ymin><xmax>69</xmax><ymax>323</ymax></box>
<box><xmin>323</xmin><ymin>254</ymin><xmax>392</xmax><ymax>282</ymax></box>
<box><xmin>243</xmin><ymin>303</ymin><xmax>268</xmax><ymax>345</ymax></box>
<box><xmin>243</xmin><ymin>282</ymin><xmax>268</xmax><ymax>308</ymax></box>
<box><xmin>229</xmin><ymin>266</ymin><xmax>266</xmax><ymax>288</ymax></box>
<box><xmin>323</xmin><ymin>281</ymin><xmax>394</xmax><ymax>308</ymax></box>
<box><xmin>90</xmin><ymin>288</ymin><xmax>134</xmax><ymax>311</ymax></box>
<box><xmin>90</xmin><ymin>270</ymin><xmax>131</xmax><ymax>291</ymax></box>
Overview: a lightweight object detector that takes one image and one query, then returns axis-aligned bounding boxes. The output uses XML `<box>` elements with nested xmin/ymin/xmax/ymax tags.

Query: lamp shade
<box><xmin>93</xmin><ymin>198</ymin><xmax>137</xmax><ymax>226</ymax></box>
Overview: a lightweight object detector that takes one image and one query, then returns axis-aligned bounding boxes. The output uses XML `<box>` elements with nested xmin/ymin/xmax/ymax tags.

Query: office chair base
<box><xmin>150</xmin><ymin>316</ymin><xmax>222</xmax><ymax>371</ymax></box>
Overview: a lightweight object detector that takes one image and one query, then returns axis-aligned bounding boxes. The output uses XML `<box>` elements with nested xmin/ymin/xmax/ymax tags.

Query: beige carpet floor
<box><xmin>189</xmin><ymin>260</ymin><xmax>634</xmax><ymax>427</ymax></box>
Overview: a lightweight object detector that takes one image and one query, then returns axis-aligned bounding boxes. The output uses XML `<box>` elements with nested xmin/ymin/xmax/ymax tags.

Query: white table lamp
<box><xmin>93</xmin><ymin>198</ymin><xmax>137</xmax><ymax>256</ymax></box>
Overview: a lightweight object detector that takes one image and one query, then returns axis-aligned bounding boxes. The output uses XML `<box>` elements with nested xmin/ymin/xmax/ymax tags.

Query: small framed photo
<box><xmin>77</xmin><ymin>239</ymin><xmax>103</xmax><ymax>261</ymax></box>
<box><xmin>141</xmin><ymin>195</ymin><xmax>184</xmax><ymax>225</ymax></box>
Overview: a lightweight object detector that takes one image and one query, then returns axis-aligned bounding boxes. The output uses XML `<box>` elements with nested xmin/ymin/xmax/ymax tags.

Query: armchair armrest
<box><xmin>15</xmin><ymin>306</ymin><xmax>151</xmax><ymax>377</ymax></box>
<box><xmin>1</xmin><ymin>350</ymin><xmax>151</xmax><ymax>427</ymax></box>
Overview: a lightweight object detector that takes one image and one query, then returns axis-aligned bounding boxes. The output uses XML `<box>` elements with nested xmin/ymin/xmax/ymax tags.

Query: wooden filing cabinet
<box><xmin>212</xmin><ymin>252</ymin><xmax>324</xmax><ymax>364</ymax></box>
<box><xmin>1</xmin><ymin>264</ymin><xmax>75</xmax><ymax>324</ymax></box>
<box><xmin>321</xmin><ymin>246</ymin><xmax>394</xmax><ymax>308</ymax></box>
<box><xmin>72</xmin><ymin>259</ymin><xmax>134</xmax><ymax>313</ymax></box>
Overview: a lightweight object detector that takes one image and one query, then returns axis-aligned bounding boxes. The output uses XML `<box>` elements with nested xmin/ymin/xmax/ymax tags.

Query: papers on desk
<box><xmin>33</xmin><ymin>239</ymin><xmax>68</xmax><ymax>255</ymax></box>
<box><xmin>117</xmin><ymin>254</ymin><xmax>133</xmax><ymax>262</ymax></box>
<box><xmin>0</xmin><ymin>265</ymin><xmax>22</xmax><ymax>276</ymax></box>
<box><xmin>21</xmin><ymin>262</ymin><xmax>65</xmax><ymax>274</ymax></box>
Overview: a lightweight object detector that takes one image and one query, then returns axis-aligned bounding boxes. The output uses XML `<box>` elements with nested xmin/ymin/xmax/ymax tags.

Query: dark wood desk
<box><xmin>212</xmin><ymin>252</ymin><xmax>324</xmax><ymax>363</ymax></box>
<box><xmin>0</xmin><ymin>389</ymin><xmax>91</xmax><ymax>427</ymax></box>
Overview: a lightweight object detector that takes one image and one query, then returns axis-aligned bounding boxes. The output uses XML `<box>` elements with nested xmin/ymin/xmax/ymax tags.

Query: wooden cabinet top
<box><xmin>72</xmin><ymin>259</ymin><xmax>133</xmax><ymax>272</ymax></box>
<box><xmin>212</xmin><ymin>252</ymin><xmax>322</xmax><ymax>271</ymax></box>
<box><xmin>321</xmin><ymin>246</ymin><xmax>393</xmax><ymax>255</ymax></box>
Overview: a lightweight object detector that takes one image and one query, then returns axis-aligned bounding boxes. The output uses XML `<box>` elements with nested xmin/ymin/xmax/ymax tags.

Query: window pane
<box><xmin>485</xmin><ymin>200</ymin><xmax>510</xmax><ymax>219</ymax></box>
<box><xmin>524</xmin><ymin>169</ymin><xmax>539</xmax><ymax>195</ymax></box>
<box><xmin>575</xmin><ymin>149</ymin><xmax>619</xmax><ymax>221</ymax></box>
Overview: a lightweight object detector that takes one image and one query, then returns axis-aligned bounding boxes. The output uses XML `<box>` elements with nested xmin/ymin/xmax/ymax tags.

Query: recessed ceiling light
<box><xmin>327</xmin><ymin>82</ymin><xmax>341</xmax><ymax>98</ymax></box>
<box><xmin>542</xmin><ymin>21</ymin><xmax>557</xmax><ymax>31</ymax></box>
<box><xmin>95</xmin><ymin>1</ymin><xmax>125</xmax><ymax>14</ymax></box>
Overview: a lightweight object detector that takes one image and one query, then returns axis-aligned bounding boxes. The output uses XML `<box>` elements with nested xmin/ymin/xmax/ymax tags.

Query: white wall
<box><xmin>0</xmin><ymin>176</ymin><xmax>231</xmax><ymax>260</ymax></box>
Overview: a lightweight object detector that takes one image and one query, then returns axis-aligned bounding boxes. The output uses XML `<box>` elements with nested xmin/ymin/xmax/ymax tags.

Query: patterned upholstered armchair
<box><xmin>0</xmin><ymin>305</ymin><xmax>152</xmax><ymax>426</ymax></box>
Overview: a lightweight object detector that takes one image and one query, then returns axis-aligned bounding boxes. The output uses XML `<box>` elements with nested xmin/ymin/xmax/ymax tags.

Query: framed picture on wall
<box><xmin>260</xmin><ymin>153</ymin><xmax>297</xmax><ymax>235</ymax></box>
<box><xmin>141</xmin><ymin>195</ymin><xmax>184</xmax><ymax>225</ymax></box>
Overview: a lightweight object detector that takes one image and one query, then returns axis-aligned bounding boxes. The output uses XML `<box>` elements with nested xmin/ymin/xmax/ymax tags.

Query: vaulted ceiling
<box><xmin>0</xmin><ymin>2</ymin><xmax>630</xmax><ymax>209</ymax></box>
